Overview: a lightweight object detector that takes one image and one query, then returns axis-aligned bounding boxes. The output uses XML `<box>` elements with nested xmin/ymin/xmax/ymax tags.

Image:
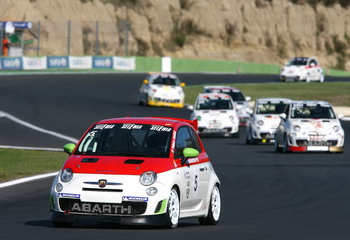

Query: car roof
<box><xmin>147</xmin><ymin>72</ymin><xmax>178</xmax><ymax>78</ymax></box>
<box><xmin>290</xmin><ymin>100</ymin><xmax>331</xmax><ymax>106</ymax></box>
<box><xmin>204</xmin><ymin>85</ymin><xmax>241</xmax><ymax>92</ymax></box>
<box><xmin>197</xmin><ymin>93</ymin><xmax>233</xmax><ymax>100</ymax></box>
<box><xmin>95</xmin><ymin>117</ymin><xmax>198</xmax><ymax>130</ymax></box>
<box><xmin>257</xmin><ymin>98</ymin><xmax>292</xmax><ymax>103</ymax></box>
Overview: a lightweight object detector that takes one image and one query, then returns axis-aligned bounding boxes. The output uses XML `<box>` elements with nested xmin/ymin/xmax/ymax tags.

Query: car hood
<box><xmin>62</xmin><ymin>155</ymin><xmax>176</xmax><ymax>175</ymax></box>
<box><xmin>255</xmin><ymin>115</ymin><xmax>281</xmax><ymax>125</ymax></box>
<box><xmin>150</xmin><ymin>85</ymin><xmax>183</xmax><ymax>95</ymax></box>
<box><xmin>290</xmin><ymin>119</ymin><xmax>342</xmax><ymax>133</ymax></box>
<box><xmin>282</xmin><ymin>65</ymin><xmax>305</xmax><ymax>72</ymax></box>
<box><xmin>195</xmin><ymin>109</ymin><xmax>235</xmax><ymax>117</ymax></box>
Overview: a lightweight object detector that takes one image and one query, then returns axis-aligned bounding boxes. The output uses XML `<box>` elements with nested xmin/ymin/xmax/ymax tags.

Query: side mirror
<box><xmin>143</xmin><ymin>79</ymin><xmax>149</xmax><ymax>84</ymax></box>
<box><xmin>338</xmin><ymin>114</ymin><xmax>344</xmax><ymax>120</ymax></box>
<box><xmin>183</xmin><ymin>148</ymin><xmax>199</xmax><ymax>158</ymax></box>
<box><xmin>187</xmin><ymin>105</ymin><xmax>194</xmax><ymax>111</ymax></box>
<box><xmin>180</xmin><ymin>82</ymin><xmax>186</xmax><ymax>87</ymax></box>
<box><xmin>279</xmin><ymin>113</ymin><xmax>287</xmax><ymax>119</ymax></box>
<box><xmin>181</xmin><ymin>148</ymin><xmax>199</xmax><ymax>165</ymax></box>
<box><xmin>245</xmin><ymin>96</ymin><xmax>251</xmax><ymax>101</ymax></box>
<box><xmin>63</xmin><ymin>143</ymin><xmax>76</xmax><ymax>154</ymax></box>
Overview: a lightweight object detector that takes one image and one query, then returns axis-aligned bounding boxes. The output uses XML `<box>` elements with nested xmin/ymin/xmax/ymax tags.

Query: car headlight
<box><xmin>333</xmin><ymin>125</ymin><xmax>340</xmax><ymax>132</ymax></box>
<box><xmin>257</xmin><ymin>120</ymin><xmax>264</xmax><ymax>126</ymax></box>
<box><xmin>229</xmin><ymin>115</ymin><xmax>234</xmax><ymax>121</ymax></box>
<box><xmin>60</xmin><ymin>168</ymin><xmax>73</xmax><ymax>183</ymax></box>
<box><xmin>140</xmin><ymin>171</ymin><xmax>157</xmax><ymax>186</ymax></box>
<box><xmin>293</xmin><ymin>125</ymin><xmax>301</xmax><ymax>132</ymax></box>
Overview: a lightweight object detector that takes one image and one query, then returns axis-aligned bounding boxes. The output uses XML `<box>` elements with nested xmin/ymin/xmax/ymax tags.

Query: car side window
<box><xmin>188</xmin><ymin>127</ymin><xmax>202</xmax><ymax>153</ymax></box>
<box><xmin>175</xmin><ymin>126</ymin><xmax>201</xmax><ymax>158</ymax></box>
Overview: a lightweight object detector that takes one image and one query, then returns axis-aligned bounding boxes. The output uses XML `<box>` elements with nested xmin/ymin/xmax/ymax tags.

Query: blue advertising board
<box><xmin>92</xmin><ymin>56</ymin><xmax>113</xmax><ymax>69</ymax></box>
<box><xmin>47</xmin><ymin>56</ymin><xmax>69</xmax><ymax>69</ymax></box>
<box><xmin>0</xmin><ymin>57</ymin><xmax>23</xmax><ymax>70</ymax></box>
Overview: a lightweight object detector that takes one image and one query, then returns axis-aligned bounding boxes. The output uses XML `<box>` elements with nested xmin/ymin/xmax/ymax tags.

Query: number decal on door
<box><xmin>194</xmin><ymin>175</ymin><xmax>198</xmax><ymax>192</ymax></box>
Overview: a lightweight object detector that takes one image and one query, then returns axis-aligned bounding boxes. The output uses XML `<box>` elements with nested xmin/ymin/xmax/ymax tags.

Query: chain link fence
<box><xmin>21</xmin><ymin>20</ymin><xmax>133</xmax><ymax>57</ymax></box>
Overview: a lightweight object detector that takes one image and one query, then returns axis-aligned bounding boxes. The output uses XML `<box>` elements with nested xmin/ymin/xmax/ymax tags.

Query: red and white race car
<box><xmin>280</xmin><ymin>57</ymin><xmax>324</xmax><ymax>82</ymax></box>
<box><xmin>50</xmin><ymin>117</ymin><xmax>221</xmax><ymax>228</ymax></box>
<box><xmin>274</xmin><ymin>100</ymin><xmax>344</xmax><ymax>153</ymax></box>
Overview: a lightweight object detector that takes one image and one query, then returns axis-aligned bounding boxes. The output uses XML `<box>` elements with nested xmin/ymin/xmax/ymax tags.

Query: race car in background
<box><xmin>203</xmin><ymin>86</ymin><xmax>252</xmax><ymax>126</ymax></box>
<box><xmin>274</xmin><ymin>100</ymin><xmax>345</xmax><ymax>153</ymax></box>
<box><xmin>189</xmin><ymin>93</ymin><xmax>240</xmax><ymax>137</ymax></box>
<box><xmin>50</xmin><ymin>117</ymin><xmax>221</xmax><ymax>228</ymax></box>
<box><xmin>280</xmin><ymin>57</ymin><xmax>324</xmax><ymax>82</ymax></box>
<box><xmin>245</xmin><ymin>98</ymin><xmax>292</xmax><ymax>144</ymax></box>
<box><xmin>138</xmin><ymin>72</ymin><xmax>186</xmax><ymax>108</ymax></box>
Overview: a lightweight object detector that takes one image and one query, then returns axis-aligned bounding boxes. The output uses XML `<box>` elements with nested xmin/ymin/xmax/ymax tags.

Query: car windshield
<box><xmin>74</xmin><ymin>123</ymin><xmax>172</xmax><ymax>157</ymax></box>
<box><xmin>205</xmin><ymin>88</ymin><xmax>246</xmax><ymax>101</ymax></box>
<box><xmin>291</xmin><ymin>104</ymin><xmax>336</xmax><ymax>119</ymax></box>
<box><xmin>287</xmin><ymin>58</ymin><xmax>308</xmax><ymax>66</ymax></box>
<box><xmin>150</xmin><ymin>75</ymin><xmax>179</xmax><ymax>86</ymax></box>
<box><xmin>196</xmin><ymin>99</ymin><xmax>233</xmax><ymax>110</ymax></box>
<box><xmin>226</xmin><ymin>91</ymin><xmax>246</xmax><ymax>101</ymax></box>
<box><xmin>257</xmin><ymin>102</ymin><xmax>287</xmax><ymax>114</ymax></box>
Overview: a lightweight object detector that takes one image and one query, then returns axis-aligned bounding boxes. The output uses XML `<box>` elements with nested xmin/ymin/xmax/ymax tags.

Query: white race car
<box><xmin>50</xmin><ymin>117</ymin><xmax>221</xmax><ymax>228</ymax></box>
<box><xmin>138</xmin><ymin>72</ymin><xmax>186</xmax><ymax>108</ymax></box>
<box><xmin>280</xmin><ymin>57</ymin><xmax>324</xmax><ymax>82</ymax></box>
<box><xmin>274</xmin><ymin>100</ymin><xmax>345</xmax><ymax>153</ymax></box>
<box><xmin>189</xmin><ymin>93</ymin><xmax>239</xmax><ymax>137</ymax></box>
<box><xmin>203</xmin><ymin>86</ymin><xmax>252</xmax><ymax>126</ymax></box>
<box><xmin>245</xmin><ymin>98</ymin><xmax>292</xmax><ymax>144</ymax></box>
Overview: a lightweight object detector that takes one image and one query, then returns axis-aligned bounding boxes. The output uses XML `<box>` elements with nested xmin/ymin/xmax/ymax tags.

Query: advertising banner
<box><xmin>23</xmin><ymin>57</ymin><xmax>47</xmax><ymax>70</ymax></box>
<box><xmin>47</xmin><ymin>56</ymin><xmax>69</xmax><ymax>69</ymax></box>
<box><xmin>113</xmin><ymin>57</ymin><xmax>135</xmax><ymax>70</ymax></box>
<box><xmin>69</xmin><ymin>56</ymin><xmax>92</xmax><ymax>69</ymax></box>
<box><xmin>0</xmin><ymin>57</ymin><xmax>23</xmax><ymax>70</ymax></box>
<box><xmin>92</xmin><ymin>56</ymin><xmax>113</xmax><ymax>69</ymax></box>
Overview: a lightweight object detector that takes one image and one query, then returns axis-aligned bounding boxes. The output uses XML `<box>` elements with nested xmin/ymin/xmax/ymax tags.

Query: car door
<box><xmin>175</xmin><ymin>126</ymin><xmax>210</xmax><ymax>210</ymax></box>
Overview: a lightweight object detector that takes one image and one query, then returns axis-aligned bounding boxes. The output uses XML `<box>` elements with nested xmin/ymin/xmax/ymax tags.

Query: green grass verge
<box><xmin>0</xmin><ymin>149</ymin><xmax>67</xmax><ymax>183</ymax></box>
<box><xmin>184</xmin><ymin>82</ymin><xmax>350</xmax><ymax>107</ymax></box>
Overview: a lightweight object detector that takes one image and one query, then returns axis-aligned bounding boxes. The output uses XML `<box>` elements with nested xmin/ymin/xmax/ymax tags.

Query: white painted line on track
<box><xmin>0</xmin><ymin>172</ymin><xmax>58</xmax><ymax>189</ymax></box>
<box><xmin>0</xmin><ymin>145</ymin><xmax>62</xmax><ymax>151</ymax></box>
<box><xmin>0</xmin><ymin>111</ymin><xmax>79</xmax><ymax>143</ymax></box>
<box><xmin>0</xmin><ymin>110</ymin><xmax>79</xmax><ymax>188</ymax></box>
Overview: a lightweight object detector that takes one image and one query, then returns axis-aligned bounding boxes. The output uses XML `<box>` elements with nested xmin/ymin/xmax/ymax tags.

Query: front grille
<box><xmin>259</xmin><ymin>133</ymin><xmax>274</xmax><ymax>139</ymax></box>
<box><xmin>154</xmin><ymin>98</ymin><xmax>180</xmax><ymax>103</ymax></box>
<box><xmin>199</xmin><ymin>127</ymin><xmax>231</xmax><ymax>133</ymax></box>
<box><xmin>59</xmin><ymin>199</ymin><xmax>147</xmax><ymax>215</ymax></box>
<box><xmin>296</xmin><ymin>140</ymin><xmax>338</xmax><ymax>146</ymax></box>
<box><xmin>82</xmin><ymin>188</ymin><xmax>123</xmax><ymax>192</ymax></box>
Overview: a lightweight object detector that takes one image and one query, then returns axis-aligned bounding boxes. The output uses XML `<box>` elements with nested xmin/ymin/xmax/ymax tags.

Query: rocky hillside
<box><xmin>1</xmin><ymin>0</ymin><xmax>350</xmax><ymax>70</ymax></box>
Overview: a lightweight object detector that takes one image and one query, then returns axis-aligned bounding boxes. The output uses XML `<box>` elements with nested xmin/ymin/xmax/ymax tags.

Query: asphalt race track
<box><xmin>0</xmin><ymin>73</ymin><xmax>350</xmax><ymax>240</ymax></box>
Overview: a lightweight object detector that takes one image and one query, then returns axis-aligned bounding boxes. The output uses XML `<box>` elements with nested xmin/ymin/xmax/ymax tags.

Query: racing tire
<box><xmin>199</xmin><ymin>185</ymin><xmax>221</xmax><ymax>225</ymax></box>
<box><xmin>165</xmin><ymin>188</ymin><xmax>180</xmax><ymax>229</ymax></box>
<box><xmin>306</xmin><ymin>74</ymin><xmax>311</xmax><ymax>83</ymax></box>
<box><xmin>282</xmin><ymin>135</ymin><xmax>290</xmax><ymax>153</ymax></box>
<box><xmin>245</xmin><ymin>129</ymin><xmax>251</xmax><ymax>144</ymax></box>
<box><xmin>245</xmin><ymin>128</ymin><xmax>257</xmax><ymax>145</ymax></box>
<box><xmin>319</xmin><ymin>74</ymin><xmax>325</xmax><ymax>83</ymax></box>
<box><xmin>274</xmin><ymin>139</ymin><xmax>283</xmax><ymax>153</ymax></box>
<box><xmin>138</xmin><ymin>93</ymin><xmax>148</xmax><ymax>106</ymax></box>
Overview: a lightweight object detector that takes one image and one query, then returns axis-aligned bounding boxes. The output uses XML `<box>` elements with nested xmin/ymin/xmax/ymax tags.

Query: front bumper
<box><xmin>148</xmin><ymin>100</ymin><xmax>184</xmax><ymax>108</ymax></box>
<box><xmin>49</xmin><ymin>210</ymin><xmax>169</xmax><ymax>226</ymax></box>
<box><xmin>286</xmin><ymin>135</ymin><xmax>344</xmax><ymax>152</ymax></box>
<box><xmin>198</xmin><ymin>125</ymin><xmax>239</xmax><ymax>137</ymax></box>
<box><xmin>251</xmin><ymin>127</ymin><xmax>277</xmax><ymax>143</ymax></box>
